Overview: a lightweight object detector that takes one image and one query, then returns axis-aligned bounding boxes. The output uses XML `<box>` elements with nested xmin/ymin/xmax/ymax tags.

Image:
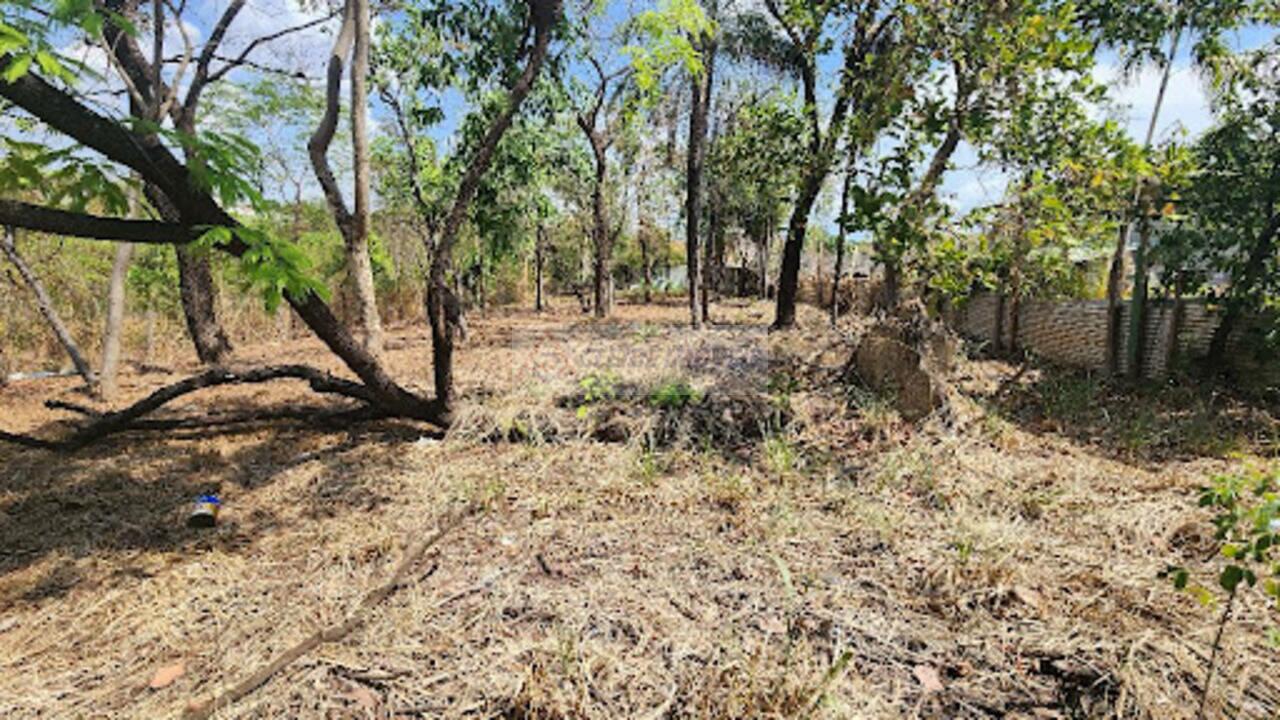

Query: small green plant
<box><xmin>633</xmin><ymin>322</ymin><xmax>663</xmax><ymax>341</ymax></box>
<box><xmin>648</xmin><ymin>379</ymin><xmax>701</xmax><ymax>410</ymax></box>
<box><xmin>1162</xmin><ymin>467</ymin><xmax>1280</xmax><ymax>718</ymax></box>
<box><xmin>763</xmin><ymin>434</ymin><xmax>799</xmax><ymax>476</ymax></box>
<box><xmin>633</xmin><ymin>447</ymin><xmax>666</xmax><ymax>485</ymax></box>
<box><xmin>576</xmin><ymin>370</ymin><xmax>620</xmax><ymax>419</ymax></box>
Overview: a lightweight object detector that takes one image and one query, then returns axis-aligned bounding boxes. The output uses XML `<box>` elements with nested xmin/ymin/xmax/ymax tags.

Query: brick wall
<box><xmin>956</xmin><ymin>293</ymin><xmax>1278</xmax><ymax>388</ymax></box>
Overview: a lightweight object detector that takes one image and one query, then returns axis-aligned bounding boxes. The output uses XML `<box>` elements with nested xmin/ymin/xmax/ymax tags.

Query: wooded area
<box><xmin>0</xmin><ymin>0</ymin><xmax>1278</xmax><ymax>717</ymax></box>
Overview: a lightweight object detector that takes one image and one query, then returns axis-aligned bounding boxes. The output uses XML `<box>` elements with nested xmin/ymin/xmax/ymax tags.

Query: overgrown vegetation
<box><xmin>0</xmin><ymin>0</ymin><xmax>1277</xmax><ymax>717</ymax></box>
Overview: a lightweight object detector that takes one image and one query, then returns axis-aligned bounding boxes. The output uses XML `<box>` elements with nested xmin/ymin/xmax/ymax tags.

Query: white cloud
<box><xmin>1095</xmin><ymin>61</ymin><xmax>1216</xmax><ymax>144</ymax></box>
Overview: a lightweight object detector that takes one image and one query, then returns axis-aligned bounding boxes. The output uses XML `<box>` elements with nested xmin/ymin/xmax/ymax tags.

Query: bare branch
<box><xmin>0</xmin><ymin>199</ymin><xmax>198</xmax><ymax>244</ymax></box>
<box><xmin>205</xmin><ymin>10</ymin><xmax>339</xmax><ymax>86</ymax></box>
<box><xmin>308</xmin><ymin>0</ymin><xmax>357</xmax><ymax>235</ymax></box>
<box><xmin>156</xmin><ymin>0</ymin><xmax>193</xmax><ymax>120</ymax></box>
<box><xmin>184</xmin><ymin>0</ymin><xmax>246</xmax><ymax>116</ymax></box>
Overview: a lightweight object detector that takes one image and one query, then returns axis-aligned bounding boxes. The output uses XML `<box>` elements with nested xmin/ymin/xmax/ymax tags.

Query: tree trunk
<box><xmin>1107</xmin><ymin>23</ymin><xmax>1182</xmax><ymax>374</ymax></box>
<box><xmin>993</xmin><ymin>288</ymin><xmax>1006</xmax><ymax>354</ymax></box>
<box><xmin>774</xmin><ymin>169</ymin><xmax>823</xmax><ymax>328</ymax></box>
<box><xmin>1126</xmin><ymin>212</ymin><xmax>1154</xmax><ymax>380</ymax></box>
<box><xmin>639</xmin><ymin>226</ymin><xmax>652</xmax><ymax>304</ymax></box>
<box><xmin>1206</xmin><ymin>213</ymin><xmax>1279</xmax><ymax>368</ymax></box>
<box><xmin>1</xmin><ymin>227</ymin><xmax>97</xmax><ymax>390</ymax></box>
<box><xmin>591</xmin><ymin>153</ymin><xmax>611</xmax><ymax>318</ymax></box>
<box><xmin>702</xmin><ymin>201</ymin><xmax>715</xmax><ymax>323</ymax></box>
<box><xmin>347</xmin><ymin>0</ymin><xmax>384</xmax><ymax>356</ymax></box>
<box><xmin>535</xmin><ymin>225</ymin><xmax>545</xmax><ymax>312</ymax></box>
<box><xmin>100</xmin><ymin>242</ymin><xmax>135</xmax><ymax>398</ymax></box>
<box><xmin>425</xmin><ymin>0</ymin><xmax>559</xmax><ymax>419</ymax></box>
<box><xmin>144</xmin><ymin>308</ymin><xmax>157</xmax><ymax>364</ymax></box>
<box><xmin>758</xmin><ymin>223</ymin><xmax>770</xmax><ymax>299</ymax></box>
<box><xmin>831</xmin><ymin>167</ymin><xmax>853</xmax><ymax>325</ymax></box>
<box><xmin>174</xmin><ymin>245</ymin><xmax>233</xmax><ymax>364</ymax></box>
<box><xmin>685</xmin><ymin>41</ymin><xmax>714</xmax><ymax>329</ymax></box>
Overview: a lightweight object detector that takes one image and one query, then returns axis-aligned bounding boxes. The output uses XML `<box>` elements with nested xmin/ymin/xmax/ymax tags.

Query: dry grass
<box><xmin>0</xmin><ymin>298</ymin><xmax>1276</xmax><ymax>719</ymax></box>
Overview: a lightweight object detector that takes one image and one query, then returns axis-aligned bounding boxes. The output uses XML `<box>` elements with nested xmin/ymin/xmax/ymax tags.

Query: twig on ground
<box><xmin>181</xmin><ymin>506</ymin><xmax>476</xmax><ymax>720</ymax></box>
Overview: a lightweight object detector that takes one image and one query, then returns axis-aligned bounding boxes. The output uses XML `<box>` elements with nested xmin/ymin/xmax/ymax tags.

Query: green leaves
<box><xmin>0</xmin><ymin>137</ymin><xmax>134</xmax><ymax>216</ymax></box>
<box><xmin>197</xmin><ymin>225</ymin><xmax>329</xmax><ymax>313</ymax></box>
<box><xmin>1168</xmin><ymin>466</ymin><xmax>1280</xmax><ymax>648</ymax></box>
<box><xmin>623</xmin><ymin>0</ymin><xmax>713</xmax><ymax>99</ymax></box>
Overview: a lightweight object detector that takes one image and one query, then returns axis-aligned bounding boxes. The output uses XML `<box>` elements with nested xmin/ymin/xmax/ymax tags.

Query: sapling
<box><xmin>1162</xmin><ymin>467</ymin><xmax>1280</xmax><ymax>719</ymax></box>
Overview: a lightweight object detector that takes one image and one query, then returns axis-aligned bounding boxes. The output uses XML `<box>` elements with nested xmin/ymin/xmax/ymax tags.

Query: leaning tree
<box><xmin>0</xmin><ymin>0</ymin><xmax>562</xmax><ymax>449</ymax></box>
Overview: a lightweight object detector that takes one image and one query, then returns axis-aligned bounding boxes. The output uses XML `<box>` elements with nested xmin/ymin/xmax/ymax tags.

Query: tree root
<box><xmin>0</xmin><ymin>364</ymin><xmax>424</xmax><ymax>451</ymax></box>
<box><xmin>182</xmin><ymin>506</ymin><xmax>474</xmax><ymax>720</ymax></box>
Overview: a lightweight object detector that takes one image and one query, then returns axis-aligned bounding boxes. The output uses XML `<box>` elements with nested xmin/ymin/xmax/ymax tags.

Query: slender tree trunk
<box><xmin>640</xmin><ymin>226</ymin><xmax>652</xmax><ymax>304</ymax></box>
<box><xmin>144</xmin><ymin>307</ymin><xmax>157</xmax><ymax>364</ymax></box>
<box><xmin>1206</xmin><ymin>213</ymin><xmax>1279</xmax><ymax>368</ymax></box>
<box><xmin>100</xmin><ymin>242</ymin><xmax>135</xmax><ymax>398</ymax></box>
<box><xmin>758</xmin><ymin>223</ymin><xmax>770</xmax><ymax>299</ymax></box>
<box><xmin>683</xmin><ymin>36</ymin><xmax>717</xmax><ymax>328</ymax></box>
<box><xmin>347</xmin><ymin>0</ymin><xmax>384</xmax><ymax>355</ymax></box>
<box><xmin>535</xmin><ymin>225</ymin><xmax>545</xmax><ymax>312</ymax></box>
<box><xmin>831</xmin><ymin>167</ymin><xmax>853</xmax><ymax>325</ymax></box>
<box><xmin>1</xmin><ymin>227</ymin><xmax>97</xmax><ymax>389</ymax></box>
<box><xmin>1107</xmin><ymin>24</ymin><xmax>1182</xmax><ymax>374</ymax></box>
<box><xmin>993</xmin><ymin>287</ymin><xmax>1006</xmax><ymax>354</ymax></box>
<box><xmin>702</xmin><ymin>201</ymin><xmax>715</xmax><ymax>323</ymax></box>
<box><xmin>425</xmin><ymin>0</ymin><xmax>558</xmax><ymax>420</ymax></box>
<box><xmin>775</xmin><ymin>170</ymin><xmax>823</xmax><ymax>328</ymax></box>
<box><xmin>685</xmin><ymin>67</ymin><xmax>709</xmax><ymax>329</ymax></box>
<box><xmin>591</xmin><ymin>153</ymin><xmax>611</xmax><ymax>318</ymax></box>
<box><xmin>1126</xmin><ymin>213</ymin><xmax>1155</xmax><ymax>379</ymax></box>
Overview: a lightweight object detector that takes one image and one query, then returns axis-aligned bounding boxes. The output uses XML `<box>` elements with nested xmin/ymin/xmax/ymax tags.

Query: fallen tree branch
<box><xmin>182</xmin><ymin>506</ymin><xmax>475</xmax><ymax>720</ymax></box>
<box><xmin>0</xmin><ymin>430</ymin><xmax>60</xmax><ymax>450</ymax></box>
<box><xmin>0</xmin><ymin>365</ymin><xmax>382</xmax><ymax>451</ymax></box>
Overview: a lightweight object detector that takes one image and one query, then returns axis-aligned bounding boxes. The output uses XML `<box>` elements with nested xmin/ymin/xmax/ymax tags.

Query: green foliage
<box><xmin>576</xmin><ymin>370</ymin><xmax>621</xmax><ymax>418</ymax></box>
<box><xmin>648</xmin><ymin>379</ymin><xmax>701</xmax><ymax>409</ymax></box>
<box><xmin>1164</xmin><ymin>466</ymin><xmax>1280</xmax><ymax>632</ymax></box>
<box><xmin>0</xmin><ymin>137</ymin><xmax>133</xmax><ymax>215</ymax></box>
<box><xmin>196</xmin><ymin>225</ymin><xmax>329</xmax><ymax>312</ymax></box>
<box><xmin>624</xmin><ymin>0</ymin><xmax>713</xmax><ymax>98</ymax></box>
<box><xmin>1152</xmin><ymin>48</ymin><xmax>1280</xmax><ymax>326</ymax></box>
<box><xmin>709</xmin><ymin>91</ymin><xmax>805</xmax><ymax>246</ymax></box>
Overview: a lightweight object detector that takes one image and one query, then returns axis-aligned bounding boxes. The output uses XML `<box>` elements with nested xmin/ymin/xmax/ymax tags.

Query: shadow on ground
<box><xmin>972</xmin><ymin>361</ymin><xmax>1279</xmax><ymax>466</ymax></box>
<box><xmin>0</xmin><ymin>405</ymin><xmax>427</xmax><ymax>608</ymax></box>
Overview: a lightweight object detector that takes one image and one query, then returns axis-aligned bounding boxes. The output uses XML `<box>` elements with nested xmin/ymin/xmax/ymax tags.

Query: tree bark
<box><xmin>535</xmin><ymin>225</ymin><xmax>546</xmax><ymax>312</ymax></box>
<box><xmin>993</xmin><ymin>288</ymin><xmax>1006</xmax><ymax>354</ymax></box>
<box><xmin>1126</xmin><ymin>212</ymin><xmax>1154</xmax><ymax>380</ymax></box>
<box><xmin>774</xmin><ymin>168</ymin><xmax>823</xmax><ymax>328</ymax></box>
<box><xmin>639</xmin><ymin>224</ymin><xmax>653</xmax><ymax>304</ymax></box>
<box><xmin>685</xmin><ymin>40</ymin><xmax>714</xmax><ymax>329</ymax></box>
<box><xmin>590</xmin><ymin>146</ymin><xmax>611</xmax><ymax>318</ymax></box>
<box><xmin>347</xmin><ymin>0</ymin><xmax>384</xmax><ymax>356</ymax></box>
<box><xmin>758</xmin><ymin>223</ymin><xmax>770</xmax><ymax>299</ymax></box>
<box><xmin>831</xmin><ymin>166</ymin><xmax>853</xmax><ymax>325</ymax></box>
<box><xmin>100</xmin><ymin>242</ymin><xmax>136</xmax><ymax>399</ymax></box>
<box><xmin>174</xmin><ymin>245</ymin><xmax>233</xmax><ymax>364</ymax></box>
<box><xmin>1</xmin><ymin>227</ymin><xmax>97</xmax><ymax>390</ymax></box>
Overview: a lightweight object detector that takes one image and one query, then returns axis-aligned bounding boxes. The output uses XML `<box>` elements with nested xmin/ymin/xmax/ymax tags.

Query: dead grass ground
<box><xmin>0</xmin><ymin>299</ymin><xmax>1277</xmax><ymax>719</ymax></box>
